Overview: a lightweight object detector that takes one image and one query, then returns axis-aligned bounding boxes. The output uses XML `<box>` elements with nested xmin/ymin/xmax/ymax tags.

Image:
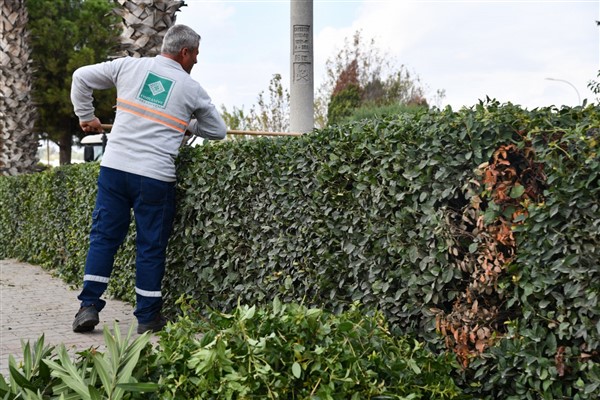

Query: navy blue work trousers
<box><xmin>77</xmin><ymin>166</ymin><xmax>176</xmax><ymax>323</ymax></box>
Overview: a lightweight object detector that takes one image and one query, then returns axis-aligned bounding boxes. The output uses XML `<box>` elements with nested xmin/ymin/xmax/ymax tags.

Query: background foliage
<box><xmin>1</xmin><ymin>102</ymin><xmax>599</xmax><ymax>398</ymax></box>
<box><xmin>221</xmin><ymin>73</ymin><xmax>291</xmax><ymax>133</ymax></box>
<box><xmin>27</xmin><ymin>0</ymin><xmax>121</xmax><ymax>164</ymax></box>
<box><xmin>322</xmin><ymin>31</ymin><xmax>432</xmax><ymax>126</ymax></box>
<box><xmin>221</xmin><ymin>30</ymin><xmax>439</xmax><ymax>131</ymax></box>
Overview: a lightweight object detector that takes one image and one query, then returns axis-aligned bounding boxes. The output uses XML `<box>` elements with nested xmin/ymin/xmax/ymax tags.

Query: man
<box><xmin>70</xmin><ymin>24</ymin><xmax>227</xmax><ymax>334</ymax></box>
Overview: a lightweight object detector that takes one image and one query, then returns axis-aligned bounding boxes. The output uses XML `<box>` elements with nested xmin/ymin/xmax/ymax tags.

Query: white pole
<box><xmin>290</xmin><ymin>0</ymin><xmax>314</xmax><ymax>133</ymax></box>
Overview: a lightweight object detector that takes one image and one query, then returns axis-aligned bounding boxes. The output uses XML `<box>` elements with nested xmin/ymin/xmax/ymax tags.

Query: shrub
<box><xmin>0</xmin><ymin>324</ymin><xmax>158</xmax><ymax>399</ymax></box>
<box><xmin>1</xmin><ymin>302</ymin><xmax>465</xmax><ymax>399</ymax></box>
<box><xmin>152</xmin><ymin>299</ymin><xmax>465</xmax><ymax>399</ymax></box>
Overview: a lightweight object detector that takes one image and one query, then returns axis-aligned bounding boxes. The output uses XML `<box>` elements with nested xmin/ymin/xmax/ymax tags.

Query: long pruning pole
<box><xmin>100</xmin><ymin>124</ymin><xmax>302</xmax><ymax>137</ymax></box>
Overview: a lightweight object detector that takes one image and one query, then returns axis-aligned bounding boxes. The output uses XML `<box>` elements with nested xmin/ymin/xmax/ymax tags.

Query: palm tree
<box><xmin>113</xmin><ymin>0</ymin><xmax>187</xmax><ymax>58</ymax></box>
<box><xmin>0</xmin><ymin>0</ymin><xmax>39</xmax><ymax>175</ymax></box>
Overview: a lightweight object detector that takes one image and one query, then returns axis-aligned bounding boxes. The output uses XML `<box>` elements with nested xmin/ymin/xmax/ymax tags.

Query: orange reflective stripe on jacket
<box><xmin>116</xmin><ymin>98</ymin><xmax>188</xmax><ymax>133</ymax></box>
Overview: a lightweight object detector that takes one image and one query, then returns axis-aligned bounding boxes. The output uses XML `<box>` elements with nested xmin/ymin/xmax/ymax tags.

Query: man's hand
<box><xmin>80</xmin><ymin>117</ymin><xmax>103</xmax><ymax>133</ymax></box>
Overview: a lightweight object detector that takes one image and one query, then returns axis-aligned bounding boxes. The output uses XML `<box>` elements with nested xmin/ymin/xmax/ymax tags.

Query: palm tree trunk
<box><xmin>113</xmin><ymin>0</ymin><xmax>187</xmax><ymax>58</ymax></box>
<box><xmin>0</xmin><ymin>0</ymin><xmax>39</xmax><ymax>175</ymax></box>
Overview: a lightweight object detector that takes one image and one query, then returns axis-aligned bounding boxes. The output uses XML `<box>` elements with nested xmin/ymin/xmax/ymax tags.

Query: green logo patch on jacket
<box><xmin>137</xmin><ymin>72</ymin><xmax>175</xmax><ymax>108</ymax></box>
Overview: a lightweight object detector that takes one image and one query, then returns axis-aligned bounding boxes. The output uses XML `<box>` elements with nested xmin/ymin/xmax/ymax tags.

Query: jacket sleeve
<box><xmin>70</xmin><ymin>61</ymin><xmax>118</xmax><ymax>122</ymax></box>
<box><xmin>187</xmin><ymin>86</ymin><xmax>227</xmax><ymax>140</ymax></box>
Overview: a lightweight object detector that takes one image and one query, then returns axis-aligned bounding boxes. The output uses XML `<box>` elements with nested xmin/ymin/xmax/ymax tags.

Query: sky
<box><xmin>175</xmin><ymin>0</ymin><xmax>599</xmax><ymax>113</ymax></box>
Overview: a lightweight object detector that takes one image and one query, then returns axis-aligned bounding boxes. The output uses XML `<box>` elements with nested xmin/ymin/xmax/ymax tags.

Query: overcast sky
<box><xmin>175</xmin><ymin>0</ymin><xmax>599</xmax><ymax>112</ymax></box>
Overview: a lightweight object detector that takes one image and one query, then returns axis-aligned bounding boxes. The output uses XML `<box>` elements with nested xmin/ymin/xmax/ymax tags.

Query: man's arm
<box><xmin>187</xmin><ymin>107</ymin><xmax>227</xmax><ymax>141</ymax></box>
<box><xmin>187</xmin><ymin>84</ymin><xmax>227</xmax><ymax>140</ymax></box>
<box><xmin>70</xmin><ymin>62</ymin><xmax>117</xmax><ymax>130</ymax></box>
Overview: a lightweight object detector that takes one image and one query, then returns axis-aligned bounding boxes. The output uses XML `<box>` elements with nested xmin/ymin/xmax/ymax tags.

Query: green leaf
<box><xmin>23</xmin><ymin>388</ymin><xmax>45</xmax><ymax>400</ymax></box>
<box><xmin>468</xmin><ymin>243</ymin><xmax>478</xmax><ymax>253</ymax></box>
<box><xmin>113</xmin><ymin>324</ymin><xmax>152</xmax><ymax>400</ymax></box>
<box><xmin>338</xmin><ymin>321</ymin><xmax>354</xmax><ymax>332</ymax></box>
<box><xmin>88</xmin><ymin>385</ymin><xmax>102</xmax><ymax>400</ymax></box>
<box><xmin>8</xmin><ymin>365</ymin><xmax>36</xmax><ymax>392</ymax></box>
<box><xmin>292</xmin><ymin>362</ymin><xmax>302</xmax><ymax>379</ymax></box>
<box><xmin>241</xmin><ymin>305</ymin><xmax>256</xmax><ymax>321</ymax></box>
<box><xmin>483</xmin><ymin>208</ymin><xmax>499</xmax><ymax>225</ymax></box>
<box><xmin>273</xmin><ymin>296</ymin><xmax>282</xmax><ymax>314</ymax></box>
<box><xmin>22</xmin><ymin>341</ymin><xmax>32</xmax><ymax>379</ymax></box>
<box><xmin>407</xmin><ymin>359</ymin><xmax>421</xmax><ymax>374</ymax></box>
<box><xmin>46</xmin><ymin>346</ymin><xmax>90</xmax><ymax>399</ymax></box>
<box><xmin>585</xmin><ymin>382</ymin><xmax>600</xmax><ymax>394</ymax></box>
<box><xmin>0</xmin><ymin>374</ymin><xmax>9</xmax><ymax>395</ymax></box>
<box><xmin>544</xmin><ymin>333</ymin><xmax>557</xmax><ymax>354</ymax></box>
<box><xmin>509</xmin><ymin>184</ymin><xmax>525</xmax><ymax>199</ymax></box>
<box><xmin>116</xmin><ymin>383</ymin><xmax>160</xmax><ymax>392</ymax></box>
<box><xmin>92</xmin><ymin>354</ymin><xmax>112</xmax><ymax>396</ymax></box>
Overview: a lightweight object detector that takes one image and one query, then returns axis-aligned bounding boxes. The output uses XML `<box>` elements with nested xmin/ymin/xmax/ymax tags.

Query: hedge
<box><xmin>1</xmin><ymin>100</ymin><xmax>599</xmax><ymax>398</ymax></box>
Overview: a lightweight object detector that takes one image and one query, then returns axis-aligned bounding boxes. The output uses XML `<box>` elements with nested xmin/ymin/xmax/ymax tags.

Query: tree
<box><xmin>113</xmin><ymin>0</ymin><xmax>187</xmax><ymax>58</ymax></box>
<box><xmin>220</xmin><ymin>30</ymin><xmax>442</xmax><ymax>131</ymax></box>
<box><xmin>27</xmin><ymin>0</ymin><xmax>121</xmax><ymax>165</ymax></box>
<box><xmin>326</xmin><ymin>59</ymin><xmax>361</xmax><ymax>124</ymax></box>
<box><xmin>222</xmin><ymin>74</ymin><xmax>290</xmax><ymax>133</ymax></box>
<box><xmin>0</xmin><ymin>0</ymin><xmax>39</xmax><ymax>175</ymax></box>
<box><xmin>320</xmin><ymin>30</ymin><xmax>433</xmax><ymax>127</ymax></box>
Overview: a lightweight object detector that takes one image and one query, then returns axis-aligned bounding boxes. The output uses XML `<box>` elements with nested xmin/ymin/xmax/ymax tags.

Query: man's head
<box><xmin>161</xmin><ymin>24</ymin><xmax>201</xmax><ymax>74</ymax></box>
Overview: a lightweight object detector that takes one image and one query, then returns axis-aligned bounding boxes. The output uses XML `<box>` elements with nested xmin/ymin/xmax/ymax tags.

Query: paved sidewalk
<box><xmin>0</xmin><ymin>259</ymin><xmax>138</xmax><ymax>377</ymax></box>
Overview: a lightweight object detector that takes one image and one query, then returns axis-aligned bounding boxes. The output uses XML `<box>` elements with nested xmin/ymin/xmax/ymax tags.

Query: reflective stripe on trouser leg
<box><xmin>78</xmin><ymin>167</ymin><xmax>132</xmax><ymax>312</ymax></box>
<box><xmin>135</xmin><ymin>286</ymin><xmax>163</xmax><ymax>324</ymax></box>
<box><xmin>132</xmin><ymin>175</ymin><xmax>175</xmax><ymax>323</ymax></box>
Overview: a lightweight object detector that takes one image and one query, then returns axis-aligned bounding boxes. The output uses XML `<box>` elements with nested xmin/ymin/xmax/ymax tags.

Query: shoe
<box><xmin>137</xmin><ymin>314</ymin><xmax>167</xmax><ymax>334</ymax></box>
<box><xmin>73</xmin><ymin>306</ymin><xmax>99</xmax><ymax>333</ymax></box>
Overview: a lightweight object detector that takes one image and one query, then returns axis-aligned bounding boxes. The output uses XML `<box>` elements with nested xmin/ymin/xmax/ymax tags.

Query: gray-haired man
<box><xmin>70</xmin><ymin>25</ymin><xmax>226</xmax><ymax>334</ymax></box>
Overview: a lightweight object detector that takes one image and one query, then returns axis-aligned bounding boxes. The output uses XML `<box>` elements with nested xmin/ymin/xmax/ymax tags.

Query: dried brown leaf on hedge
<box><xmin>437</xmin><ymin>142</ymin><xmax>546</xmax><ymax>367</ymax></box>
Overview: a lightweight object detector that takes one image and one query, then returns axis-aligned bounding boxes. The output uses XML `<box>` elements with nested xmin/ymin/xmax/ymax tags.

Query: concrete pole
<box><xmin>290</xmin><ymin>0</ymin><xmax>314</xmax><ymax>133</ymax></box>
